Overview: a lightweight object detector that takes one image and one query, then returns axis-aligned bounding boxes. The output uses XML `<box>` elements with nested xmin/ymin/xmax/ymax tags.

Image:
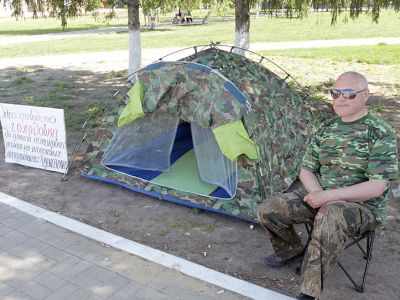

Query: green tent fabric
<box><xmin>213</xmin><ymin>120</ymin><xmax>259</xmax><ymax>161</ymax></box>
<box><xmin>82</xmin><ymin>47</ymin><xmax>316</xmax><ymax>222</ymax></box>
<box><xmin>118</xmin><ymin>81</ymin><xmax>145</xmax><ymax>127</ymax></box>
<box><xmin>150</xmin><ymin>150</ymin><xmax>218</xmax><ymax>195</ymax></box>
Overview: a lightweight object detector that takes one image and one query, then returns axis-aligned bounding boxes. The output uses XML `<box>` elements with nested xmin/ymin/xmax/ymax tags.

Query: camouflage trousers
<box><xmin>257</xmin><ymin>187</ymin><xmax>375</xmax><ymax>298</ymax></box>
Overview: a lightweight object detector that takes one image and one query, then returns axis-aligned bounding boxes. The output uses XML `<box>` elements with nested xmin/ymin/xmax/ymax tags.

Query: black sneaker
<box><xmin>296</xmin><ymin>293</ymin><xmax>315</xmax><ymax>300</ymax></box>
<box><xmin>264</xmin><ymin>252</ymin><xmax>304</xmax><ymax>268</ymax></box>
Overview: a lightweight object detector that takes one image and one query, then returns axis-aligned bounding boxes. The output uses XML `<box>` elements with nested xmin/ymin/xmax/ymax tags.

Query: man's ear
<box><xmin>363</xmin><ymin>89</ymin><xmax>370</xmax><ymax>103</ymax></box>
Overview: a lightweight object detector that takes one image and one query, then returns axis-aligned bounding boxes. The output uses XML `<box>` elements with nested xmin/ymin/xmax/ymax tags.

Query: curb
<box><xmin>0</xmin><ymin>191</ymin><xmax>293</xmax><ymax>300</ymax></box>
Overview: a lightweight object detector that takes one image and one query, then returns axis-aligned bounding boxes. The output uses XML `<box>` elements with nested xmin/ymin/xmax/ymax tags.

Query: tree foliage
<box><xmin>260</xmin><ymin>0</ymin><xmax>400</xmax><ymax>24</ymax></box>
<box><xmin>2</xmin><ymin>0</ymin><xmax>399</xmax><ymax>27</ymax></box>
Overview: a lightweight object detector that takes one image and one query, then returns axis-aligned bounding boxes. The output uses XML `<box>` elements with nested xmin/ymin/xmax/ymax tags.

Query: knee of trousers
<box><xmin>257</xmin><ymin>197</ymin><xmax>286</xmax><ymax>226</ymax></box>
<box><xmin>312</xmin><ymin>203</ymin><xmax>348</xmax><ymax>240</ymax></box>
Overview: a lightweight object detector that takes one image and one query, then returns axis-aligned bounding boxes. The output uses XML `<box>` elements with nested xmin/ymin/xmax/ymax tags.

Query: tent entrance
<box><xmin>101</xmin><ymin>114</ymin><xmax>236</xmax><ymax>199</ymax></box>
<box><xmin>150</xmin><ymin>149</ymin><xmax>218</xmax><ymax>196</ymax></box>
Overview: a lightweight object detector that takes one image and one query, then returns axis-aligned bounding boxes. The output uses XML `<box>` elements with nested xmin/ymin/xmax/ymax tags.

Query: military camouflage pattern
<box><xmin>302</xmin><ymin>113</ymin><xmax>399</xmax><ymax>222</ymax></box>
<box><xmin>137</xmin><ymin>61</ymin><xmax>248</xmax><ymax>129</ymax></box>
<box><xmin>182</xmin><ymin>48</ymin><xmax>316</xmax><ymax>196</ymax></box>
<box><xmin>257</xmin><ymin>188</ymin><xmax>375</xmax><ymax>298</ymax></box>
<box><xmin>81</xmin><ymin>47</ymin><xmax>317</xmax><ymax>221</ymax></box>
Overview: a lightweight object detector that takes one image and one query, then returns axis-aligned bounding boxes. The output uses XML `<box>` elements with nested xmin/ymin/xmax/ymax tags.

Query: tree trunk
<box><xmin>128</xmin><ymin>0</ymin><xmax>141</xmax><ymax>77</ymax></box>
<box><xmin>234</xmin><ymin>0</ymin><xmax>250</xmax><ymax>56</ymax></box>
<box><xmin>202</xmin><ymin>7</ymin><xmax>212</xmax><ymax>24</ymax></box>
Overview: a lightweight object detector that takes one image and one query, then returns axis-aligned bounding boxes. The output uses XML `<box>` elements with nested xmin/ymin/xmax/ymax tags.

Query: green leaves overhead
<box><xmin>2</xmin><ymin>0</ymin><xmax>399</xmax><ymax>28</ymax></box>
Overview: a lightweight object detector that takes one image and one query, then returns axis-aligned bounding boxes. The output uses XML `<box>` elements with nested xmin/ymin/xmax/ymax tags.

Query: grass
<box><xmin>1</xmin><ymin>10</ymin><xmax>399</xmax><ymax>58</ymax></box>
<box><xmin>199</xmin><ymin>223</ymin><xmax>217</xmax><ymax>233</ymax></box>
<box><xmin>0</xmin><ymin>11</ymin><xmax>128</xmax><ymax>36</ymax></box>
<box><xmin>159</xmin><ymin>229</ymin><xmax>169</xmax><ymax>236</ymax></box>
<box><xmin>191</xmin><ymin>208</ymin><xmax>203</xmax><ymax>215</ymax></box>
<box><xmin>11</xmin><ymin>76</ymin><xmax>33</xmax><ymax>85</ymax></box>
<box><xmin>171</xmin><ymin>220</ymin><xmax>193</xmax><ymax>233</ymax></box>
<box><xmin>0</xmin><ymin>8</ymin><xmax>231</xmax><ymax>37</ymax></box>
<box><xmin>170</xmin><ymin>219</ymin><xmax>217</xmax><ymax>233</ymax></box>
<box><xmin>259</xmin><ymin>43</ymin><xmax>400</xmax><ymax>66</ymax></box>
<box><xmin>251</xmin><ymin>10</ymin><xmax>400</xmax><ymax>41</ymax></box>
<box><xmin>3</xmin><ymin>77</ymin><xmax>110</xmax><ymax>131</ymax></box>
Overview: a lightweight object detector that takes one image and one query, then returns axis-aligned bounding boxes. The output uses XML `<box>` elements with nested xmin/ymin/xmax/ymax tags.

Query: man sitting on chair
<box><xmin>257</xmin><ymin>71</ymin><xmax>399</xmax><ymax>299</ymax></box>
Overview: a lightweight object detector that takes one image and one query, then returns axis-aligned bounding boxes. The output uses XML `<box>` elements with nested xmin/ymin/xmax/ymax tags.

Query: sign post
<box><xmin>0</xmin><ymin>104</ymin><xmax>68</xmax><ymax>173</ymax></box>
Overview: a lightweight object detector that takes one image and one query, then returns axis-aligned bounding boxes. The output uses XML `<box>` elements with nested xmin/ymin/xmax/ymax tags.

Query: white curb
<box><xmin>0</xmin><ymin>191</ymin><xmax>293</xmax><ymax>300</ymax></box>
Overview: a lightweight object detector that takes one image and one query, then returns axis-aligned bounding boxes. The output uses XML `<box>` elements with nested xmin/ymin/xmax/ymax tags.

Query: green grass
<box><xmin>191</xmin><ymin>208</ymin><xmax>203</xmax><ymax>215</ymax></box>
<box><xmin>259</xmin><ymin>44</ymin><xmax>400</xmax><ymax>66</ymax></box>
<box><xmin>159</xmin><ymin>229</ymin><xmax>169</xmax><ymax>237</ymax></box>
<box><xmin>171</xmin><ymin>220</ymin><xmax>193</xmax><ymax>233</ymax></box>
<box><xmin>251</xmin><ymin>10</ymin><xmax>400</xmax><ymax>41</ymax></box>
<box><xmin>1</xmin><ymin>10</ymin><xmax>399</xmax><ymax>58</ymax></box>
<box><xmin>0</xmin><ymin>12</ymin><xmax>129</xmax><ymax>36</ymax></box>
<box><xmin>0</xmin><ymin>8</ymin><xmax>231</xmax><ymax>36</ymax></box>
<box><xmin>199</xmin><ymin>223</ymin><xmax>217</xmax><ymax>233</ymax></box>
<box><xmin>11</xmin><ymin>76</ymin><xmax>33</xmax><ymax>85</ymax></box>
<box><xmin>170</xmin><ymin>219</ymin><xmax>217</xmax><ymax>233</ymax></box>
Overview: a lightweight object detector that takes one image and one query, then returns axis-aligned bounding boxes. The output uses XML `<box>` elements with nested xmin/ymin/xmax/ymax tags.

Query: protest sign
<box><xmin>0</xmin><ymin>104</ymin><xmax>68</xmax><ymax>173</ymax></box>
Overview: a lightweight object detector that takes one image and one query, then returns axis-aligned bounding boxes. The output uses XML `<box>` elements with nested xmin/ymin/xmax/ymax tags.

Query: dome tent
<box><xmin>81</xmin><ymin>46</ymin><xmax>316</xmax><ymax>222</ymax></box>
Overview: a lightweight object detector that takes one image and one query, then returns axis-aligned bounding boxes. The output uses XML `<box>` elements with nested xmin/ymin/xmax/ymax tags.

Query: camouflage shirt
<box><xmin>302</xmin><ymin>113</ymin><xmax>399</xmax><ymax>222</ymax></box>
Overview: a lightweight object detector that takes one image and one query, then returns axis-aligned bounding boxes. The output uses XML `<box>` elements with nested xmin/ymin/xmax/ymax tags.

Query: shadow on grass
<box><xmin>141</xmin><ymin>28</ymin><xmax>174</xmax><ymax>33</ymax></box>
<box><xmin>0</xmin><ymin>65</ymin><xmax>128</xmax><ymax>136</ymax></box>
<box><xmin>0</xmin><ymin>25</ymin><xmax>128</xmax><ymax>36</ymax></box>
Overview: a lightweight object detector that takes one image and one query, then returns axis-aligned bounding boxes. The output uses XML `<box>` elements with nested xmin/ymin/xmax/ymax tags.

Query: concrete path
<box><xmin>2</xmin><ymin>34</ymin><xmax>399</xmax><ymax>73</ymax></box>
<box><xmin>2</xmin><ymin>20</ymin><xmax>399</xmax><ymax>72</ymax></box>
<box><xmin>0</xmin><ymin>48</ymin><xmax>187</xmax><ymax>72</ymax></box>
<box><xmin>0</xmin><ymin>192</ymin><xmax>293</xmax><ymax>300</ymax></box>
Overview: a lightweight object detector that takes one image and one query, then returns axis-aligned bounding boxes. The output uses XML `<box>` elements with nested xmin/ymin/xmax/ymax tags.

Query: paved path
<box><xmin>0</xmin><ymin>193</ymin><xmax>293</xmax><ymax>300</ymax></box>
<box><xmin>2</xmin><ymin>21</ymin><xmax>400</xmax><ymax>72</ymax></box>
<box><xmin>2</xmin><ymin>35</ymin><xmax>400</xmax><ymax>73</ymax></box>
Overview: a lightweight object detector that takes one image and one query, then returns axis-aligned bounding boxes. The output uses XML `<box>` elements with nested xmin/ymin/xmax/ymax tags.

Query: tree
<box><xmin>234</xmin><ymin>0</ymin><xmax>250</xmax><ymax>55</ymax></box>
<box><xmin>127</xmin><ymin>0</ymin><xmax>141</xmax><ymax>76</ymax></box>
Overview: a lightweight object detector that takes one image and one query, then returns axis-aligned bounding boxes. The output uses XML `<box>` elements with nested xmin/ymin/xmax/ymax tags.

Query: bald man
<box><xmin>257</xmin><ymin>72</ymin><xmax>399</xmax><ymax>299</ymax></box>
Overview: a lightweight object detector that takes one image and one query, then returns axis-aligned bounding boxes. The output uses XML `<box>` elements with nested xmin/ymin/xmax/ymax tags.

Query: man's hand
<box><xmin>303</xmin><ymin>178</ymin><xmax>388</xmax><ymax>209</ymax></box>
<box><xmin>303</xmin><ymin>191</ymin><xmax>329</xmax><ymax>209</ymax></box>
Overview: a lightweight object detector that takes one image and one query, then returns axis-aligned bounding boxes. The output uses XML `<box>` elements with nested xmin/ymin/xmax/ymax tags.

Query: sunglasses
<box><xmin>330</xmin><ymin>88</ymin><xmax>367</xmax><ymax>100</ymax></box>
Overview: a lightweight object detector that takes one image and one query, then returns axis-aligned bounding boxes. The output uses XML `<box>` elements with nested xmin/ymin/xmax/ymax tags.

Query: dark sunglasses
<box><xmin>330</xmin><ymin>88</ymin><xmax>367</xmax><ymax>100</ymax></box>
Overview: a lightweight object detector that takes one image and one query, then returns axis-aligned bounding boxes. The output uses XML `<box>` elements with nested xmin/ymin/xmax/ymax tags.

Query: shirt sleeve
<box><xmin>301</xmin><ymin>128</ymin><xmax>322</xmax><ymax>173</ymax></box>
<box><xmin>366</xmin><ymin>128</ymin><xmax>399</xmax><ymax>180</ymax></box>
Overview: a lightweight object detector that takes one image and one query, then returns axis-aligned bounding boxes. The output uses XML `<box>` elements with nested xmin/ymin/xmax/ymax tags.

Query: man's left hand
<box><xmin>303</xmin><ymin>191</ymin><xmax>330</xmax><ymax>208</ymax></box>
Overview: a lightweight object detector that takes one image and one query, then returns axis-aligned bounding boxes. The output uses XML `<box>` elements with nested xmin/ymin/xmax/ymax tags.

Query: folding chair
<box><xmin>296</xmin><ymin>223</ymin><xmax>375</xmax><ymax>293</ymax></box>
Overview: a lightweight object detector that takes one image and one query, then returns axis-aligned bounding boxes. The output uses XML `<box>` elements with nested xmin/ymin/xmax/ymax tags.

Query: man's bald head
<box><xmin>332</xmin><ymin>72</ymin><xmax>370</xmax><ymax>122</ymax></box>
<box><xmin>336</xmin><ymin>72</ymin><xmax>368</xmax><ymax>90</ymax></box>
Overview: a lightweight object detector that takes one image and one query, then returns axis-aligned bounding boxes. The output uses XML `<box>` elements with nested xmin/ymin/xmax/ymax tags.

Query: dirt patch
<box><xmin>1</xmin><ymin>57</ymin><xmax>399</xmax><ymax>299</ymax></box>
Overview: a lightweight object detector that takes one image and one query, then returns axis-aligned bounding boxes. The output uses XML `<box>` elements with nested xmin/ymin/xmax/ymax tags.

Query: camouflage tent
<box><xmin>82</xmin><ymin>47</ymin><xmax>315</xmax><ymax>222</ymax></box>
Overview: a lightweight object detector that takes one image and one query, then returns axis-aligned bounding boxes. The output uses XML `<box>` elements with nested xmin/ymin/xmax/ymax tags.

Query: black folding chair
<box><xmin>296</xmin><ymin>223</ymin><xmax>375</xmax><ymax>293</ymax></box>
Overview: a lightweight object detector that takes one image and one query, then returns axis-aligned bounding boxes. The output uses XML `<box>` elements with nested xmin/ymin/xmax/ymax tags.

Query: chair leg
<box><xmin>359</xmin><ymin>233</ymin><xmax>375</xmax><ymax>291</ymax></box>
<box><xmin>296</xmin><ymin>224</ymin><xmax>375</xmax><ymax>294</ymax></box>
<box><xmin>338</xmin><ymin>231</ymin><xmax>375</xmax><ymax>293</ymax></box>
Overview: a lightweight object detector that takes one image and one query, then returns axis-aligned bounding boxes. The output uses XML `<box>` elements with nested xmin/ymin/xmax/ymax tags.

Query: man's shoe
<box><xmin>296</xmin><ymin>293</ymin><xmax>315</xmax><ymax>300</ymax></box>
<box><xmin>264</xmin><ymin>252</ymin><xmax>304</xmax><ymax>268</ymax></box>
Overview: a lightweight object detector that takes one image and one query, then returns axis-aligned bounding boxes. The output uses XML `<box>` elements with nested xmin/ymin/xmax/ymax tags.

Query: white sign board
<box><xmin>0</xmin><ymin>104</ymin><xmax>68</xmax><ymax>173</ymax></box>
